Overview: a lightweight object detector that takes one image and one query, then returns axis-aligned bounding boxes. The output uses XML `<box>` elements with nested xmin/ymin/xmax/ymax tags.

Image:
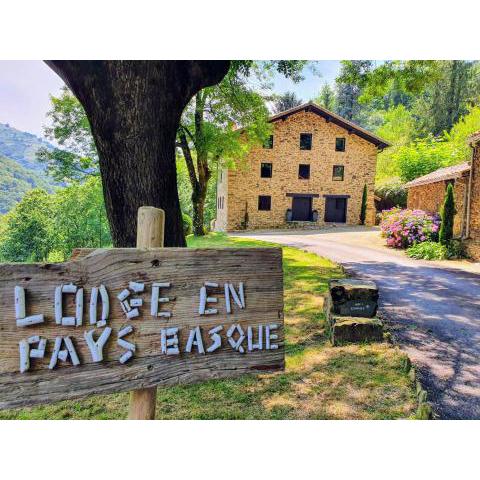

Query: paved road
<box><xmin>233</xmin><ymin>227</ymin><xmax>480</xmax><ymax>419</ymax></box>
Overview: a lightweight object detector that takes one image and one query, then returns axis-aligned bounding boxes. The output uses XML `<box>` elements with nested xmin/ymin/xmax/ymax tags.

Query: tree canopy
<box><xmin>0</xmin><ymin>177</ymin><xmax>110</xmax><ymax>262</ymax></box>
<box><xmin>273</xmin><ymin>91</ymin><xmax>303</xmax><ymax>113</ymax></box>
<box><xmin>178</xmin><ymin>67</ymin><xmax>272</xmax><ymax>234</ymax></box>
<box><xmin>37</xmin><ymin>86</ymin><xmax>98</xmax><ymax>182</ymax></box>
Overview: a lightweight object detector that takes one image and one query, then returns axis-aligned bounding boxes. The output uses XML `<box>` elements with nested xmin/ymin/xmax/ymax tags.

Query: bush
<box><xmin>380</xmin><ymin>208</ymin><xmax>441</xmax><ymax>249</ymax></box>
<box><xmin>182</xmin><ymin>212</ymin><xmax>193</xmax><ymax>236</ymax></box>
<box><xmin>406</xmin><ymin>241</ymin><xmax>448</xmax><ymax>260</ymax></box>
<box><xmin>406</xmin><ymin>239</ymin><xmax>466</xmax><ymax>261</ymax></box>
<box><xmin>439</xmin><ymin>183</ymin><xmax>455</xmax><ymax>245</ymax></box>
<box><xmin>374</xmin><ymin>178</ymin><xmax>407</xmax><ymax>211</ymax></box>
<box><xmin>446</xmin><ymin>239</ymin><xmax>466</xmax><ymax>259</ymax></box>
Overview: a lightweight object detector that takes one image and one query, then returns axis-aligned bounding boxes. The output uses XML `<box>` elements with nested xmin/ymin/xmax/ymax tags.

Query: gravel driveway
<box><xmin>232</xmin><ymin>227</ymin><xmax>480</xmax><ymax>419</ymax></box>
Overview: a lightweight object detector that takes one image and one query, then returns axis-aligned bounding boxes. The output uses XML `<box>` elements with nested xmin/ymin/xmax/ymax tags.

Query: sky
<box><xmin>0</xmin><ymin>60</ymin><xmax>341</xmax><ymax>138</ymax></box>
<box><xmin>272</xmin><ymin>60</ymin><xmax>341</xmax><ymax>101</ymax></box>
<box><xmin>0</xmin><ymin>61</ymin><xmax>65</xmax><ymax>137</ymax></box>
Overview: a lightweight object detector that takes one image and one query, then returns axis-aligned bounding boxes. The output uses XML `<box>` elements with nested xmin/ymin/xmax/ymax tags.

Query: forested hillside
<box><xmin>0</xmin><ymin>123</ymin><xmax>56</xmax><ymax>213</ymax></box>
<box><xmin>0</xmin><ymin>156</ymin><xmax>53</xmax><ymax>213</ymax></box>
<box><xmin>0</xmin><ymin>123</ymin><xmax>55</xmax><ymax>170</ymax></box>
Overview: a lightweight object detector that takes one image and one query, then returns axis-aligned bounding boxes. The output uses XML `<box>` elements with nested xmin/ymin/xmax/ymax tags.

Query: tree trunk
<box><xmin>45</xmin><ymin>61</ymin><xmax>230</xmax><ymax>247</ymax></box>
<box><xmin>192</xmin><ymin>187</ymin><xmax>207</xmax><ymax>236</ymax></box>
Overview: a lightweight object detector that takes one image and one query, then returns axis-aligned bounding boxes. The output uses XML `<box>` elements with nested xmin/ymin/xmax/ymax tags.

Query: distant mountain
<box><xmin>0</xmin><ymin>123</ymin><xmax>57</xmax><ymax>214</ymax></box>
<box><xmin>0</xmin><ymin>122</ymin><xmax>55</xmax><ymax>171</ymax></box>
<box><xmin>0</xmin><ymin>156</ymin><xmax>54</xmax><ymax>213</ymax></box>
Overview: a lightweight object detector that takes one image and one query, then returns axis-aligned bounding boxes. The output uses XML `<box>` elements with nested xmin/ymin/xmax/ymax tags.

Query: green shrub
<box><xmin>374</xmin><ymin>178</ymin><xmax>407</xmax><ymax>210</ymax></box>
<box><xmin>445</xmin><ymin>239</ymin><xmax>466</xmax><ymax>259</ymax></box>
<box><xmin>406</xmin><ymin>241</ymin><xmax>448</xmax><ymax>260</ymax></box>
<box><xmin>182</xmin><ymin>212</ymin><xmax>193</xmax><ymax>236</ymax></box>
<box><xmin>360</xmin><ymin>184</ymin><xmax>367</xmax><ymax>225</ymax></box>
<box><xmin>439</xmin><ymin>183</ymin><xmax>455</xmax><ymax>245</ymax></box>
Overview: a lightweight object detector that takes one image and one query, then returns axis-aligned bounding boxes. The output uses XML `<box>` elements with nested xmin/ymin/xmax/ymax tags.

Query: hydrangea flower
<box><xmin>380</xmin><ymin>208</ymin><xmax>441</xmax><ymax>249</ymax></box>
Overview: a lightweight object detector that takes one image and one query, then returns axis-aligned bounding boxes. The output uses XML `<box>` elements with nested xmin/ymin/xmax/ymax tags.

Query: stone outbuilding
<box><xmin>404</xmin><ymin>131</ymin><xmax>480</xmax><ymax>260</ymax></box>
<box><xmin>405</xmin><ymin>162</ymin><xmax>471</xmax><ymax>237</ymax></box>
<box><xmin>214</xmin><ymin>102</ymin><xmax>389</xmax><ymax>231</ymax></box>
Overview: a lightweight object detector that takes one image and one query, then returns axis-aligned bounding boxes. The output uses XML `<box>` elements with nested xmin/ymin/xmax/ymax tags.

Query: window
<box><xmin>261</xmin><ymin>162</ymin><xmax>272</xmax><ymax>178</ymax></box>
<box><xmin>335</xmin><ymin>137</ymin><xmax>346</xmax><ymax>152</ymax></box>
<box><xmin>258</xmin><ymin>195</ymin><xmax>271</xmax><ymax>211</ymax></box>
<box><xmin>332</xmin><ymin>165</ymin><xmax>344</xmax><ymax>181</ymax></box>
<box><xmin>298</xmin><ymin>164</ymin><xmax>310</xmax><ymax>180</ymax></box>
<box><xmin>217</xmin><ymin>196</ymin><xmax>224</xmax><ymax>209</ymax></box>
<box><xmin>263</xmin><ymin>135</ymin><xmax>273</xmax><ymax>149</ymax></box>
<box><xmin>300</xmin><ymin>133</ymin><xmax>312</xmax><ymax>150</ymax></box>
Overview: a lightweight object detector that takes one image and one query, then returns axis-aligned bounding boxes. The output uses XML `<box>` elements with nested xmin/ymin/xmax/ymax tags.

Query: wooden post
<box><xmin>128</xmin><ymin>206</ymin><xmax>165</xmax><ymax>420</ymax></box>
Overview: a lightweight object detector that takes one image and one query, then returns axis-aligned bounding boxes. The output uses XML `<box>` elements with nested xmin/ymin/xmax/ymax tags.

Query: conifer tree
<box><xmin>360</xmin><ymin>184</ymin><xmax>368</xmax><ymax>225</ymax></box>
<box><xmin>439</xmin><ymin>183</ymin><xmax>455</xmax><ymax>245</ymax></box>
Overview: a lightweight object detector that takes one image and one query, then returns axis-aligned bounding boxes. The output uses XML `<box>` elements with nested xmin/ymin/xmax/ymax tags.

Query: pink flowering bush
<box><xmin>380</xmin><ymin>208</ymin><xmax>441</xmax><ymax>249</ymax></box>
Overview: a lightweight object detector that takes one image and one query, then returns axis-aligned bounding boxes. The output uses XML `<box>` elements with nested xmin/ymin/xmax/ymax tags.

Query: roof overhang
<box><xmin>269</xmin><ymin>101</ymin><xmax>391</xmax><ymax>150</ymax></box>
<box><xmin>404</xmin><ymin>162</ymin><xmax>471</xmax><ymax>189</ymax></box>
<box><xmin>469</xmin><ymin>131</ymin><xmax>480</xmax><ymax>146</ymax></box>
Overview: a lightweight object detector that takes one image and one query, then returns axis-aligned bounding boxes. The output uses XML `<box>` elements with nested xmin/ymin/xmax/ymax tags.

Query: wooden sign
<box><xmin>0</xmin><ymin>247</ymin><xmax>284</xmax><ymax>409</ymax></box>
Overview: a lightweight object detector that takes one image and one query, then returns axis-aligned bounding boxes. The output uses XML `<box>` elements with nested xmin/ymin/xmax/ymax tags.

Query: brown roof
<box><xmin>469</xmin><ymin>131</ymin><xmax>480</xmax><ymax>145</ymax></box>
<box><xmin>269</xmin><ymin>101</ymin><xmax>390</xmax><ymax>149</ymax></box>
<box><xmin>404</xmin><ymin>162</ymin><xmax>470</xmax><ymax>188</ymax></box>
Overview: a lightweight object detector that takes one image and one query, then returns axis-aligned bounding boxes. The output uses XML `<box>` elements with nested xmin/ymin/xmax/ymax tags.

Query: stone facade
<box><xmin>464</xmin><ymin>143</ymin><xmax>480</xmax><ymax>259</ymax></box>
<box><xmin>214</xmin><ymin>108</ymin><xmax>383</xmax><ymax>231</ymax></box>
<box><xmin>407</xmin><ymin>178</ymin><xmax>468</xmax><ymax>237</ymax></box>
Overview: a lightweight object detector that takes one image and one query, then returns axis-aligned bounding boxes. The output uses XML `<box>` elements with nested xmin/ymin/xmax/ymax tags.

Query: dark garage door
<box><xmin>292</xmin><ymin>196</ymin><xmax>312</xmax><ymax>221</ymax></box>
<box><xmin>324</xmin><ymin>197</ymin><xmax>347</xmax><ymax>223</ymax></box>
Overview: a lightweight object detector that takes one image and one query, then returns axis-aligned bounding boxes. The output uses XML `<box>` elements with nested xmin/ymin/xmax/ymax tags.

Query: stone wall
<box><xmin>454</xmin><ymin>178</ymin><xmax>468</xmax><ymax>236</ymax></box>
<box><xmin>407</xmin><ymin>177</ymin><xmax>467</xmax><ymax>237</ymax></box>
<box><xmin>465</xmin><ymin>144</ymin><xmax>480</xmax><ymax>259</ymax></box>
<box><xmin>217</xmin><ymin>110</ymin><xmax>379</xmax><ymax>231</ymax></box>
<box><xmin>467</xmin><ymin>144</ymin><xmax>480</xmax><ymax>239</ymax></box>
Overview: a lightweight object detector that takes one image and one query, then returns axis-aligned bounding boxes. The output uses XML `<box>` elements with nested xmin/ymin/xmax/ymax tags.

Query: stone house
<box><xmin>405</xmin><ymin>162</ymin><xmax>471</xmax><ymax>237</ymax></box>
<box><xmin>214</xmin><ymin>102</ymin><xmax>389</xmax><ymax>231</ymax></box>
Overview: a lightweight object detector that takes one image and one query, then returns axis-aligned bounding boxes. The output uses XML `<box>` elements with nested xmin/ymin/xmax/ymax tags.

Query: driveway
<box><xmin>232</xmin><ymin>226</ymin><xmax>480</xmax><ymax>419</ymax></box>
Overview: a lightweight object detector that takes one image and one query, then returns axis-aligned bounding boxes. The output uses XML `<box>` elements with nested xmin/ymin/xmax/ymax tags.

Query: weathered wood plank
<box><xmin>129</xmin><ymin>205</ymin><xmax>165</xmax><ymax>420</ymax></box>
<box><xmin>0</xmin><ymin>247</ymin><xmax>284</xmax><ymax>409</ymax></box>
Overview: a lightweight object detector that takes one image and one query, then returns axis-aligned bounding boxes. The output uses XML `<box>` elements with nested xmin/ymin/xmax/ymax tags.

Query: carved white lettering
<box><xmin>207</xmin><ymin>325</ymin><xmax>223</xmax><ymax>353</ymax></box>
<box><xmin>161</xmin><ymin>327</ymin><xmax>179</xmax><ymax>355</ymax></box>
<box><xmin>227</xmin><ymin>324</ymin><xmax>246</xmax><ymax>353</ymax></box>
<box><xmin>84</xmin><ymin>327</ymin><xmax>112</xmax><ymax>362</ymax></box>
<box><xmin>185</xmin><ymin>326</ymin><xmax>205</xmax><ymax>354</ymax></box>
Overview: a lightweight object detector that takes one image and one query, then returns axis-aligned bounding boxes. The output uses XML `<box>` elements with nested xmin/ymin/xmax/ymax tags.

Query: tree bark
<box><xmin>192</xmin><ymin>187</ymin><xmax>207</xmax><ymax>235</ymax></box>
<box><xmin>45</xmin><ymin>61</ymin><xmax>230</xmax><ymax>247</ymax></box>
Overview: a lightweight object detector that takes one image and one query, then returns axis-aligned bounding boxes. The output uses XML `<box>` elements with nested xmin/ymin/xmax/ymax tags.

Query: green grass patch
<box><xmin>0</xmin><ymin>233</ymin><xmax>416</xmax><ymax>420</ymax></box>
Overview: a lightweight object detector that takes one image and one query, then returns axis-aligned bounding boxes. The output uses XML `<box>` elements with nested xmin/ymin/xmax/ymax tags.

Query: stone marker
<box><xmin>324</xmin><ymin>278</ymin><xmax>383</xmax><ymax>346</ymax></box>
<box><xmin>329</xmin><ymin>316</ymin><xmax>383</xmax><ymax>346</ymax></box>
<box><xmin>329</xmin><ymin>279</ymin><xmax>378</xmax><ymax>318</ymax></box>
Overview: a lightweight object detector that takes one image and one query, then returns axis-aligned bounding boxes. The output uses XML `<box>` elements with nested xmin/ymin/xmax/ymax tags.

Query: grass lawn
<box><xmin>0</xmin><ymin>233</ymin><xmax>416</xmax><ymax>420</ymax></box>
